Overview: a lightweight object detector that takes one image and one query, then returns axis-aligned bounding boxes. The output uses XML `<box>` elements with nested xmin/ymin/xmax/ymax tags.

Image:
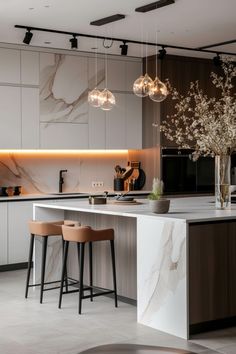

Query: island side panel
<box><xmin>189</xmin><ymin>221</ymin><xmax>236</xmax><ymax>334</ymax></box>
<box><xmin>137</xmin><ymin>216</ymin><xmax>188</xmax><ymax>339</ymax></box>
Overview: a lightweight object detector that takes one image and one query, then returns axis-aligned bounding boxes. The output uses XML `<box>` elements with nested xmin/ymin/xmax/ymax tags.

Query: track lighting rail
<box><xmin>15</xmin><ymin>25</ymin><xmax>236</xmax><ymax>56</ymax></box>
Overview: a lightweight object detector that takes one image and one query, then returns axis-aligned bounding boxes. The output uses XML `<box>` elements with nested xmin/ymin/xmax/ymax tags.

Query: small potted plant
<box><xmin>148</xmin><ymin>177</ymin><xmax>170</xmax><ymax>213</ymax></box>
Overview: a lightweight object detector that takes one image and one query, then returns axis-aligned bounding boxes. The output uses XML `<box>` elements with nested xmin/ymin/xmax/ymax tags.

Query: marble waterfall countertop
<box><xmin>33</xmin><ymin>196</ymin><xmax>236</xmax><ymax>340</ymax></box>
<box><xmin>34</xmin><ymin>195</ymin><xmax>236</xmax><ymax>223</ymax></box>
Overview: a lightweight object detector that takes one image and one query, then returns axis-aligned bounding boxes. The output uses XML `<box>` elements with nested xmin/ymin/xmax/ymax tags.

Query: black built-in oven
<box><xmin>161</xmin><ymin>148</ymin><xmax>214</xmax><ymax>194</ymax></box>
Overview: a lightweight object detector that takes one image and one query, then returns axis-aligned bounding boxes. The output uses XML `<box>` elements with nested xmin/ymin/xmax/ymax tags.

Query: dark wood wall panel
<box><xmin>189</xmin><ymin>222</ymin><xmax>229</xmax><ymax>325</ymax></box>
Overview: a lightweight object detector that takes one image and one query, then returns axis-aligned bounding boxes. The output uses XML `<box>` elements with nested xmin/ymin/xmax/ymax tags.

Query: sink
<box><xmin>50</xmin><ymin>192</ymin><xmax>86</xmax><ymax>195</ymax></box>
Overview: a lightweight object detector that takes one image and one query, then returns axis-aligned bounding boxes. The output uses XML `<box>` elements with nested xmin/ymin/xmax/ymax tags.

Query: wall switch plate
<box><xmin>92</xmin><ymin>181</ymin><xmax>104</xmax><ymax>188</ymax></box>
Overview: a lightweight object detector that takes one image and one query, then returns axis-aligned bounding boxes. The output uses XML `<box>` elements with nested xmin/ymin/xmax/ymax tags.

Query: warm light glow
<box><xmin>0</xmin><ymin>149</ymin><xmax>128</xmax><ymax>159</ymax></box>
<box><xmin>133</xmin><ymin>73</ymin><xmax>153</xmax><ymax>97</ymax></box>
<box><xmin>149</xmin><ymin>77</ymin><xmax>168</xmax><ymax>102</ymax></box>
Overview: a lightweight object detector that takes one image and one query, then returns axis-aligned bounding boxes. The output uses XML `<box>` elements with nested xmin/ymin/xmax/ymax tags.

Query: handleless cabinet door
<box><xmin>8</xmin><ymin>201</ymin><xmax>33</xmax><ymax>264</ymax></box>
<box><xmin>0</xmin><ymin>86</ymin><xmax>21</xmax><ymax>148</ymax></box>
<box><xmin>126</xmin><ymin>61</ymin><xmax>142</xmax><ymax>92</ymax></box>
<box><xmin>106</xmin><ymin>93</ymin><xmax>126</xmax><ymax>149</ymax></box>
<box><xmin>21</xmin><ymin>51</ymin><xmax>39</xmax><ymax>85</ymax></box>
<box><xmin>107</xmin><ymin>60</ymin><xmax>126</xmax><ymax>91</ymax></box>
<box><xmin>89</xmin><ymin>106</ymin><xmax>106</xmax><ymax>149</ymax></box>
<box><xmin>0</xmin><ymin>48</ymin><xmax>20</xmax><ymax>84</ymax></box>
<box><xmin>126</xmin><ymin>94</ymin><xmax>142</xmax><ymax>149</ymax></box>
<box><xmin>0</xmin><ymin>203</ymin><xmax>8</xmax><ymax>265</ymax></box>
<box><xmin>22</xmin><ymin>87</ymin><xmax>40</xmax><ymax>149</ymax></box>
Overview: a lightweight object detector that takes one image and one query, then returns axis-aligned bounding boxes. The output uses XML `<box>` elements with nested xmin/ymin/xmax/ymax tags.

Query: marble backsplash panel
<box><xmin>0</xmin><ymin>153</ymin><xmax>127</xmax><ymax>194</ymax></box>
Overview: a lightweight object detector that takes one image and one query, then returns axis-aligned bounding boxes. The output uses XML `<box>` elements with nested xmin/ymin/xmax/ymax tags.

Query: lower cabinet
<box><xmin>0</xmin><ymin>204</ymin><xmax>8</xmax><ymax>265</ymax></box>
<box><xmin>8</xmin><ymin>201</ymin><xmax>33</xmax><ymax>264</ymax></box>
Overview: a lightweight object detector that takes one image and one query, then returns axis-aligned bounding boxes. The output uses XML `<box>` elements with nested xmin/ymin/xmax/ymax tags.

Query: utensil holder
<box><xmin>114</xmin><ymin>178</ymin><xmax>124</xmax><ymax>191</ymax></box>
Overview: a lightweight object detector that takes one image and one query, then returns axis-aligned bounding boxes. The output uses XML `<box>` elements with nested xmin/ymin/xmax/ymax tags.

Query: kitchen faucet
<box><xmin>59</xmin><ymin>169</ymin><xmax>67</xmax><ymax>193</ymax></box>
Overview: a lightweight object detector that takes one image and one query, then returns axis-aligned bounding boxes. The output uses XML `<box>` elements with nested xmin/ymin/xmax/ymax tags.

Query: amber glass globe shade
<box><xmin>149</xmin><ymin>77</ymin><xmax>168</xmax><ymax>102</ymax></box>
<box><xmin>99</xmin><ymin>88</ymin><xmax>116</xmax><ymax>111</ymax></box>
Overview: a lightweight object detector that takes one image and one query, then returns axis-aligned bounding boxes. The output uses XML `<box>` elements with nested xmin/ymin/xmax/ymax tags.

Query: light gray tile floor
<box><xmin>0</xmin><ymin>270</ymin><xmax>235</xmax><ymax>354</ymax></box>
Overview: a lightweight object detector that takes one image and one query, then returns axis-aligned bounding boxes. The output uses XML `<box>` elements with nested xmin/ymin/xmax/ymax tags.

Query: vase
<box><xmin>215</xmin><ymin>155</ymin><xmax>231</xmax><ymax>209</ymax></box>
<box><xmin>149</xmin><ymin>199</ymin><xmax>170</xmax><ymax>213</ymax></box>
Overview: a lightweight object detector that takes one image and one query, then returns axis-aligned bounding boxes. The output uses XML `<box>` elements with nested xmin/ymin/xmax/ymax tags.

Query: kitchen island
<box><xmin>33</xmin><ymin>196</ymin><xmax>236</xmax><ymax>339</ymax></box>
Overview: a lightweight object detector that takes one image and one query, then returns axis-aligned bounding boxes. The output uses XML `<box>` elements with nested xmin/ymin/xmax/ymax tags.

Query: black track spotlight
<box><xmin>158</xmin><ymin>47</ymin><xmax>166</xmax><ymax>60</ymax></box>
<box><xmin>213</xmin><ymin>53</ymin><xmax>221</xmax><ymax>66</ymax></box>
<box><xmin>23</xmin><ymin>28</ymin><xmax>33</xmax><ymax>45</ymax></box>
<box><xmin>70</xmin><ymin>35</ymin><xmax>78</xmax><ymax>49</ymax></box>
<box><xmin>120</xmin><ymin>41</ymin><xmax>128</xmax><ymax>56</ymax></box>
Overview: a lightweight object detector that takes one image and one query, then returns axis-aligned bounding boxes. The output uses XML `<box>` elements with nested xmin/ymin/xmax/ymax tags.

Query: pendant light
<box><xmin>100</xmin><ymin>47</ymin><xmax>116</xmax><ymax>111</ymax></box>
<box><xmin>148</xmin><ymin>35</ymin><xmax>168</xmax><ymax>102</ymax></box>
<box><xmin>88</xmin><ymin>44</ymin><xmax>102</xmax><ymax>107</ymax></box>
<box><xmin>133</xmin><ymin>37</ymin><xmax>153</xmax><ymax>97</ymax></box>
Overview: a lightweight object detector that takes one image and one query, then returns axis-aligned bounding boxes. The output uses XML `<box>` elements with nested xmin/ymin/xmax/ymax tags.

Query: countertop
<box><xmin>0</xmin><ymin>190</ymin><xmax>150</xmax><ymax>202</ymax></box>
<box><xmin>34</xmin><ymin>196</ymin><xmax>236</xmax><ymax>223</ymax></box>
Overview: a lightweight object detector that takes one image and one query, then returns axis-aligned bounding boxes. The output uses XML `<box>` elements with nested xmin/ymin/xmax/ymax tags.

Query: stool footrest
<box><xmin>83</xmin><ymin>290</ymin><xmax>115</xmax><ymax>300</ymax></box>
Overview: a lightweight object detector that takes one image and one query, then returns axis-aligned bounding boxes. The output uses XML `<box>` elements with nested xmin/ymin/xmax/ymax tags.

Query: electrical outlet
<box><xmin>92</xmin><ymin>181</ymin><xmax>104</xmax><ymax>188</ymax></box>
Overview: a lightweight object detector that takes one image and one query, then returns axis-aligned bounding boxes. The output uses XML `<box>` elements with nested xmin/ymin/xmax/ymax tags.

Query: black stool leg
<box><xmin>62</xmin><ymin>238</ymin><xmax>68</xmax><ymax>292</ymax></box>
<box><xmin>59</xmin><ymin>240</ymin><xmax>69</xmax><ymax>309</ymax></box>
<box><xmin>40</xmin><ymin>236</ymin><xmax>48</xmax><ymax>304</ymax></box>
<box><xmin>78</xmin><ymin>243</ymin><xmax>85</xmax><ymax>314</ymax></box>
<box><xmin>89</xmin><ymin>242</ymin><xmax>93</xmax><ymax>301</ymax></box>
<box><xmin>25</xmin><ymin>234</ymin><xmax>35</xmax><ymax>298</ymax></box>
<box><xmin>110</xmin><ymin>240</ymin><xmax>118</xmax><ymax>308</ymax></box>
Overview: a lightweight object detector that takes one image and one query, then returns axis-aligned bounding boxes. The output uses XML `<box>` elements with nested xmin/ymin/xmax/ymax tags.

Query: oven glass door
<box><xmin>162</xmin><ymin>155</ymin><xmax>196</xmax><ymax>193</ymax></box>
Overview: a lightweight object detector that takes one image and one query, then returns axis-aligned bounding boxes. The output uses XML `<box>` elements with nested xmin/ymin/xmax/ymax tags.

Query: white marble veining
<box><xmin>0</xmin><ymin>152</ymin><xmax>127</xmax><ymax>194</ymax></box>
<box><xmin>40</xmin><ymin>53</ymin><xmax>96</xmax><ymax>124</ymax></box>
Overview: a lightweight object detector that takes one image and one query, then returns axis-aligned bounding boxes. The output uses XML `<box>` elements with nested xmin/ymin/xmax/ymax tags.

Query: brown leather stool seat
<box><xmin>59</xmin><ymin>225</ymin><xmax>118</xmax><ymax>314</ymax></box>
<box><xmin>25</xmin><ymin>220</ymin><xmax>80</xmax><ymax>303</ymax></box>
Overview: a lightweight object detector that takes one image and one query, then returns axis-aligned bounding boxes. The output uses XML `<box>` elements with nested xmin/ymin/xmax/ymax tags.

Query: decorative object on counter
<box><xmin>113</xmin><ymin>177</ymin><xmax>124</xmax><ymax>191</ymax></box>
<box><xmin>215</xmin><ymin>155</ymin><xmax>231</xmax><ymax>209</ymax></box>
<box><xmin>160</xmin><ymin>57</ymin><xmax>236</xmax><ymax>209</ymax></box>
<box><xmin>0</xmin><ymin>186</ymin><xmax>8</xmax><ymax>196</ymax></box>
<box><xmin>89</xmin><ymin>196</ymin><xmax>107</xmax><ymax>204</ymax></box>
<box><xmin>148</xmin><ymin>178</ymin><xmax>170</xmax><ymax>213</ymax></box>
<box><xmin>13</xmin><ymin>186</ymin><xmax>22</xmax><ymax>196</ymax></box>
<box><xmin>114</xmin><ymin>162</ymin><xmax>146</xmax><ymax>191</ymax></box>
<box><xmin>0</xmin><ymin>186</ymin><xmax>22</xmax><ymax>197</ymax></box>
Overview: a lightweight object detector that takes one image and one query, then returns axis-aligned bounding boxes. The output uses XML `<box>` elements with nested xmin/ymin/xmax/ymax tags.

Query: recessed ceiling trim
<box><xmin>135</xmin><ymin>0</ymin><xmax>175</xmax><ymax>13</ymax></box>
<box><xmin>90</xmin><ymin>14</ymin><xmax>125</xmax><ymax>26</ymax></box>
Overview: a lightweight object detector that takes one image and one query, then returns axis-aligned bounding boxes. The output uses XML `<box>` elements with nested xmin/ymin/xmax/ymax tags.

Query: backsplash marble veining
<box><xmin>0</xmin><ymin>153</ymin><xmax>127</xmax><ymax>194</ymax></box>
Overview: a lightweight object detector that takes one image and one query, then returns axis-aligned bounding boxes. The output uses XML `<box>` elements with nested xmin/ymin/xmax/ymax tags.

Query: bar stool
<box><xmin>59</xmin><ymin>225</ymin><xmax>118</xmax><ymax>314</ymax></box>
<box><xmin>25</xmin><ymin>220</ymin><xmax>79</xmax><ymax>303</ymax></box>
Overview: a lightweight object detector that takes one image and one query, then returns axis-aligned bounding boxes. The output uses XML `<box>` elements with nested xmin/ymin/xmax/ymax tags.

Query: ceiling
<box><xmin>0</xmin><ymin>0</ymin><xmax>236</xmax><ymax>59</ymax></box>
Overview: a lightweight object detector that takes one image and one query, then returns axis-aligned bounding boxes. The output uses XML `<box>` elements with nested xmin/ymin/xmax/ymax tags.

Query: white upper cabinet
<box><xmin>126</xmin><ymin>94</ymin><xmax>142</xmax><ymax>149</ymax></box>
<box><xmin>0</xmin><ymin>86</ymin><xmax>21</xmax><ymax>148</ymax></box>
<box><xmin>22</xmin><ymin>87</ymin><xmax>40</xmax><ymax>149</ymax></box>
<box><xmin>0</xmin><ymin>48</ymin><xmax>20</xmax><ymax>84</ymax></box>
<box><xmin>106</xmin><ymin>93</ymin><xmax>126</xmax><ymax>149</ymax></box>
<box><xmin>89</xmin><ymin>105</ymin><xmax>106</xmax><ymax>149</ymax></box>
<box><xmin>40</xmin><ymin>122</ymin><xmax>89</xmax><ymax>149</ymax></box>
<box><xmin>88</xmin><ymin>57</ymin><xmax>105</xmax><ymax>90</ymax></box>
<box><xmin>21</xmin><ymin>51</ymin><xmax>39</xmax><ymax>85</ymax></box>
<box><xmin>126</xmin><ymin>61</ymin><xmax>142</xmax><ymax>92</ymax></box>
<box><xmin>107</xmin><ymin>59</ymin><xmax>126</xmax><ymax>92</ymax></box>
